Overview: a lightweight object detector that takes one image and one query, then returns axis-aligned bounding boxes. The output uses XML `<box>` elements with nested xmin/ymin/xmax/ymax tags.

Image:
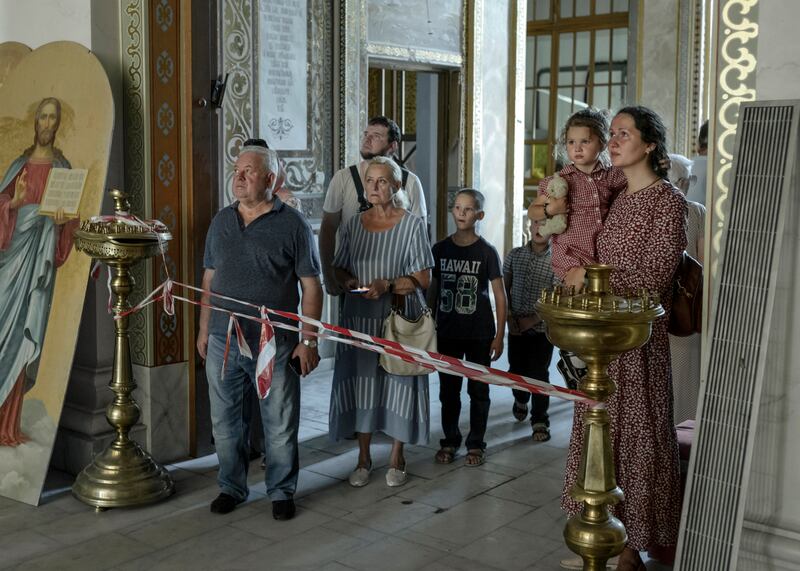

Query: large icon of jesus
<box><xmin>0</xmin><ymin>41</ymin><xmax>112</xmax><ymax>506</ymax></box>
<box><xmin>0</xmin><ymin>97</ymin><xmax>78</xmax><ymax>446</ymax></box>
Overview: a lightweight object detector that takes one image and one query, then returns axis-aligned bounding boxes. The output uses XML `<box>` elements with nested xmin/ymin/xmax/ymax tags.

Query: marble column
<box><xmin>638</xmin><ymin>0</ymin><xmax>680</xmax><ymax>144</ymax></box>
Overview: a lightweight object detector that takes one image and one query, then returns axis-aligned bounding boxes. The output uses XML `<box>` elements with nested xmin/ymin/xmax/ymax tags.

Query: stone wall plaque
<box><xmin>258</xmin><ymin>0</ymin><xmax>308</xmax><ymax>151</ymax></box>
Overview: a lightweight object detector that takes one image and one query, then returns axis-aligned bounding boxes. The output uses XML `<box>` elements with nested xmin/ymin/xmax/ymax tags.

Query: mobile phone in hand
<box><xmin>289</xmin><ymin>355</ymin><xmax>302</xmax><ymax>376</ymax></box>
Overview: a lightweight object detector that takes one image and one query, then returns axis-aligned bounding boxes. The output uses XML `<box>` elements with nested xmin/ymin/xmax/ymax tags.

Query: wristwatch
<box><xmin>301</xmin><ymin>338</ymin><xmax>318</xmax><ymax>349</ymax></box>
<box><xmin>388</xmin><ymin>279</ymin><xmax>395</xmax><ymax>294</ymax></box>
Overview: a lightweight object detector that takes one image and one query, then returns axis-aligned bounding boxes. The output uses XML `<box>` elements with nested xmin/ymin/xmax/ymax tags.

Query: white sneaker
<box><xmin>348</xmin><ymin>462</ymin><xmax>372</xmax><ymax>487</ymax></box>
<box><xmin>385</xmin><ymin>466</ymin><xmax>408</xmax><ymax>487</ymax></box>
<box><xmin>559</xmin><ymin>555</ymin><xmax>618</xmax><ymax>570</ymax></box>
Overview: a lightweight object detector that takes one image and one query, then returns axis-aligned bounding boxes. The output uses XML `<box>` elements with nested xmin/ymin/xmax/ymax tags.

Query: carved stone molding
<box><xmin>690</xmin><ymin>0</ymin><xmax>707</xmax><ymax>151</ymax></box>
<box><xmin>221</xmin><ymin>0</ymin><xmax>256</xmax><ymax>205</ymax></box>
<box><xmin>709</xmin><ymin>0</ymin><xmax>759</xmax><ymax>275</ymax></box>
<box><xmin>122</xmin><ymin>0</ymin><xmax>154</xmax><ymax>366</ymax></box>
<box><xmin>466</xmin><ymin>0</ymin><xmax>484</xmax><ymax>185</ymax></box>
<box><xmin>337</xmin><ymin>0</ymin><xmax>368</xmax><ymax>170</ymax></box>
<box><xmin>366</xmin><ymin>42</ymin><xmax>463</xmax><ymax>68</ymax></box>
<box><xmin>506</xmin><ymin>0</ymin><xmax>526</xmax><ymax>251</ymax></box>
<box><xmin>675</xmin><ymin>0</ymin><xmax>711</xmax><ymax>157</ymax></box>
<box><xmin>675</xmin><ymin>0</ymin><xmax>693</xmax><ymax>155</ymax></box>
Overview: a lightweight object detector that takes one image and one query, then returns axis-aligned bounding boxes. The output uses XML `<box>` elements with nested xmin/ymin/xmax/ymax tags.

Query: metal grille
<box><xmin>676</xmin><ymin>102</ymin><xmax>799</xmax><ymax>570</ymax></box>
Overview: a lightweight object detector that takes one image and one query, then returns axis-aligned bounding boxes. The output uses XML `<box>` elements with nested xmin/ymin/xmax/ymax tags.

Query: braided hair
<box><xmin>615</xmin><ymin>105</ymin><xmax>670</xmax><ymax>178</ymax></box>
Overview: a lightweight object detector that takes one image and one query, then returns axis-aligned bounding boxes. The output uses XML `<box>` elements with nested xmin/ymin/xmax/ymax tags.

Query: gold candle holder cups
<box><xmin>536</xmin><ymin>265</ymin><xmax>663</xmax><ymax>571</ymax></box>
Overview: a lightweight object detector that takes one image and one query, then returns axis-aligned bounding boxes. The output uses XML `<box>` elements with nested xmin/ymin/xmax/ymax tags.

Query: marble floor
<box><xmin>2</xmin><ymin>354</ymin><xmax>674</xmax><ymax>571</ymax></box>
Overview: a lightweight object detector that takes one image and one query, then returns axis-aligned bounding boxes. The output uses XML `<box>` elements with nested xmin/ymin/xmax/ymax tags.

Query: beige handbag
<box><xmin>379</xmin><ymin>276</ymin><xmax>437</xmax><ymax>376</ymax></box>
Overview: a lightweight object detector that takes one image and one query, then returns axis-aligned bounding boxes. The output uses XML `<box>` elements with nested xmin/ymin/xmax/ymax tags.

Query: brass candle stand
<box><xmin>71</xmin><ymin>190</ymin><xmax>174</xmax><ymax>510</ymax></box>
<box><xmin>536</xmin><ymin>265</ymin><xmax>663</xmax><ymax>571</ymax></box>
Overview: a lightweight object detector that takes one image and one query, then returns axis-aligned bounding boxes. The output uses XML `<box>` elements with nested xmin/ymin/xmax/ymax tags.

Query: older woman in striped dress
<box><xmin>329</xmin><ymin>156</ymin><xmax>434</xmax><ymax>489</ymax></box>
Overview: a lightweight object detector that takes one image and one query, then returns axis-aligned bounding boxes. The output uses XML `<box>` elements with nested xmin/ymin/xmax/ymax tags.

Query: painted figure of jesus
<box><xmin>0</xmin><ymin>97</ymin><xmax>76</xmax><ymax>446</ymax></box>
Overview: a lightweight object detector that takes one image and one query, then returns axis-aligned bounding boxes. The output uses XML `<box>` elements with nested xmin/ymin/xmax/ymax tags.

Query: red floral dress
<box><xmin>561</xmin><ymin>181</ymin><xmax>687</xmax><ymax>550</ymax></box>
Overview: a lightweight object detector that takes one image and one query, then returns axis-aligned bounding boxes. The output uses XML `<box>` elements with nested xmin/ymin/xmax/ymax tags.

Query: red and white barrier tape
<box><xmin>111</xmin><ymin>279</ymin><xmax>594</xmax><ymax>405</ymax></box>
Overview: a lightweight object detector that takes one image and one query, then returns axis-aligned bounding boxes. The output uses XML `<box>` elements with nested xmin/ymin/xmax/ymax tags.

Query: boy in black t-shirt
<box><xmin>428</xmin><ymin>189</ymin><xmax>506</xmax><ymax>467</ymax></box>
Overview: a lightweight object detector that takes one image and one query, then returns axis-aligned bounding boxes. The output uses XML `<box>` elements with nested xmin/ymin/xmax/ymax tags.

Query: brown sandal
<box><xmin>435</xmin><ymin>446</ymin><xmax>456</xmax><ymax>464</ymax></box>
<box><xmin>465</xmin><ymin>449</ymin><xmax>485</xmax><ymax>467</ymax></box>
<box><xmin>532</xmin><ymin>422</ymin><xmax>551</xmax><ymax>442</ymax></box>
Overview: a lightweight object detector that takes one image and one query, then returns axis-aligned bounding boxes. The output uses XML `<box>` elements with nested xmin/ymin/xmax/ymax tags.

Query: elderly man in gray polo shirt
<box><xmin>197</xmin><ymin>139</ymin><xmax>322</xmax><ymax>521</ymax></box>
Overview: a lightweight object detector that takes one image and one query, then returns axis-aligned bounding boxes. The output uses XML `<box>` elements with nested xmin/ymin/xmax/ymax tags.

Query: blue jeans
<box><xmin>205</xmin><ymin>332</ymin><xmax>299</xmax><ymax>501</ymax></box>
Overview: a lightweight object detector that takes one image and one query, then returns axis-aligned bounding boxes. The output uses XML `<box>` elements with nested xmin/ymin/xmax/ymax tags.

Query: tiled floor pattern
<box><xmin>3</xmin><ymin>356</ymin><xmax>673</xmax><ymax>570</ymax></box>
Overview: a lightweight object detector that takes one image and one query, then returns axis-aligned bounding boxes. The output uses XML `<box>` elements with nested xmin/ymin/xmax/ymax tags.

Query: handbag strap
<box><xmin>391</xmin><ymin>275</ymin><xmax>430</xmax><ymax>313</ymax></box>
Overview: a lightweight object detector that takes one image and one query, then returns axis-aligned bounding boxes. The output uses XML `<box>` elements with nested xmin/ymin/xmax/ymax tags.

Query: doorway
<box><xmin>367</xmin><ymin>66</ymin><xmax>462</xmax><ymax>241</ymax></box>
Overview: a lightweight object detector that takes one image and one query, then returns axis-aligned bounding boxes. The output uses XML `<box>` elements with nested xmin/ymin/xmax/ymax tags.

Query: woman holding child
<box><xmin>560</xmin><ymin>106</ymin><xmax>687</xmax><ymax>571</ymax></box>
<box><xmin>328</xmin><ymin>156</ymin><xmax>434</xmax><ymax>489</ymax></box>
<box><xmin>528</xmin><ymin>108</ymin><xmax>627</xmax><ymax>289</ymax></box>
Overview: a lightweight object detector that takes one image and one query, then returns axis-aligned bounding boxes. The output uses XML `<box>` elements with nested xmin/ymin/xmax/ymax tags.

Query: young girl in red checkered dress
<box><xmin>528</xmin><ymin>108</ymin><xmax>627</xmax><ymax>289</ymax></box>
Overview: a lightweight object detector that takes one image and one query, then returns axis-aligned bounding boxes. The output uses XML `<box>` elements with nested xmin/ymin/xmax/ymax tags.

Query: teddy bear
<box><xmin>537</xmin><ymin>172</ymin><xmax>568</xmax><ymax>238</ymax></box>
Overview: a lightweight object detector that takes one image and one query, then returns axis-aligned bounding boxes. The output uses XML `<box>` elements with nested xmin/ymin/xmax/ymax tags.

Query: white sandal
<box><xmin>385</xmin><ymin>464</ymin><xmax>408</xmax><ymax>487</ymax></box>
<box><xmin>348</xmin><ymin>461</ymin><xmax>372</xmax><ymax>487</ymax></box>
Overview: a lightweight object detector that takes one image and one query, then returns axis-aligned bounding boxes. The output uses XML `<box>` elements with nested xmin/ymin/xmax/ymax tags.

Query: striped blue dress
<box><xmin>329</xmin><ymin>211</ymin><xmax>434</xmax><ymax>444</ymax></box>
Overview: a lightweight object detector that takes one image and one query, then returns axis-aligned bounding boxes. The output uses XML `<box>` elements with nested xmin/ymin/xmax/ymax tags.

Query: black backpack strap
<box><xmin>350</xmin><ymin>164</ymin><xmax>371</xmax><ymax>212</ymax></box>
<box><xmin>401</xmin><ymin>167</ymin><xmax>409</xmax><ymax>188</ymax></box>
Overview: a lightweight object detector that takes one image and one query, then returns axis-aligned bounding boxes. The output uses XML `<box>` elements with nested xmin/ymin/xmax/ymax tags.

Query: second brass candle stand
<box><xmin>71</xmin><ymin>190</ymin><xmax>174</xmax><ymax>510</ymax></box>
<box><xmin>536</xmin><ymin>265</ymin><xmax>663</xmax><ymax>571</ymax></box>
